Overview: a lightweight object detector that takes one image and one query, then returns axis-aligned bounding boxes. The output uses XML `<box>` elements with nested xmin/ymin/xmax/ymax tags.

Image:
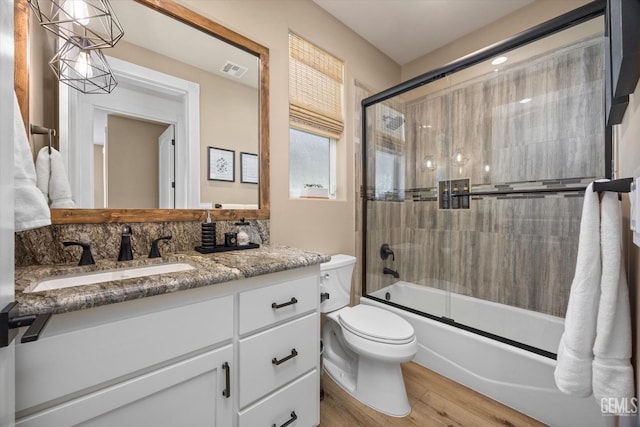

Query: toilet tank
<box><xmin>320</xmin><ymin>254</ymin><xmax>356</xmax><ymax>313</ymax></box>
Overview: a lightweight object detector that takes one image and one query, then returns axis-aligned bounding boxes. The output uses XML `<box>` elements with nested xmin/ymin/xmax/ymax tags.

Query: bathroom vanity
<box><xmin>13</xmin><ymin>247</ymin><xmax>327</xmax><ymax>427</ymax></box>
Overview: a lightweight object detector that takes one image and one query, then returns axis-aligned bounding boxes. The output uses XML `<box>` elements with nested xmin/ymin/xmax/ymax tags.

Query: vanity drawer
<box><xmin>238</xmin><ymin>370</ymin><xmax>319</xmax><ymax>427</ymax></box>
<box><xmin>238</xmin><ymin>313</ymin><xmax>319</xmax><ymax>407</ymax></box>
<box><xmin>239</xmin><ymin>275</ymin><xmax>318</xmax><ymax>335</ymax></box>
<box><xmin>16</xmin><ymin>294</ymin><xmax>234</xmax><ymax>413</ymax></box>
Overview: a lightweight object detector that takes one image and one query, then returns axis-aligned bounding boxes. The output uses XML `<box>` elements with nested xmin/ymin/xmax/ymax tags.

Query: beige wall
<box><xmin>107</xmin><ymin>115</ymin><xmax>167</xmax><ymax>209</ymax></box>
<box><xmin>179</xmin><ymin>0</ymin><xmax>400</xmax><ymax>256</ymax></box>
<box><xmin>27</xmin><ymin>11</ymin><xmax>57</xmax><ymax>158</ymax></box>
<box><xmin>618</xmin><ymin>80</ymin><xmax>640</xmax><ymax>415</ymax></box>
<box><xmin>109</xmin><ymin>40</ymin><xmax>259</xmax><ymax>207</ymax></box>
<box><xmin>401</xmin><ymin>0</ymin><xmax>591</xmax><ymax>82</ymax></box>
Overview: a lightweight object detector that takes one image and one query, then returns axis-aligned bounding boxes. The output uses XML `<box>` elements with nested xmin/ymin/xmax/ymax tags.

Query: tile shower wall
<box><xmin>15</xmin><ymin>220</ymin><xmax>270</xmax><ymax>267</ymax></box>
<box><xmin>366</xmin><ymin>37</ymin><xmax>604</xmax><ymax>318</ymax></box>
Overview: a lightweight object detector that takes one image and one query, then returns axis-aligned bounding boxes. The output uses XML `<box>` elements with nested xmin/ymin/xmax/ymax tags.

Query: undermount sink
<box><xmin>27</xmin><ymin>263</ymin><xmax>196</xmax><ymax>293</ymax></box>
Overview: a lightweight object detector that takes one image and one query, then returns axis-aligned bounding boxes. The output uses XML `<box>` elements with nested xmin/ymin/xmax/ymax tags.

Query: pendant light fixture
<box><xmin>50</xmin><ymin>36</ymin><xmax>117</xmax><ymax>94</ymax></box>
<box><xmin>28</xmin><ymin>0</ymin><xmax>124</xmax><ymax>49</ymax></box>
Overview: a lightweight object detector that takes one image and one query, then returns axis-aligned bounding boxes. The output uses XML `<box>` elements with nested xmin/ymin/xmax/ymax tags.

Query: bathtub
<box><xmin>363</xmin><ymin>282</ymin><xmax>609</xmax><ymax>427</ymax></box>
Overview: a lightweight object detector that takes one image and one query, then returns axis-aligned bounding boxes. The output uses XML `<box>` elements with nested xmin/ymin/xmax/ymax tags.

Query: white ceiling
<box><xmin>312</xmin><ymin>0</ymin><xmax>534</xmax><ymax>65</ymax></box>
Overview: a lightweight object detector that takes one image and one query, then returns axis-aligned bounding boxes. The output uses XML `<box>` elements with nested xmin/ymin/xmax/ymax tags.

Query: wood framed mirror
<box><xmin>14</xmin><ymin>0</ymin><xmax>270</xmax><ymax>224</ymax></box>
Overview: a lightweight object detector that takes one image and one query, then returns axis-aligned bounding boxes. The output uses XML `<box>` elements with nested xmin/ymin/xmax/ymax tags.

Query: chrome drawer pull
<box><xmin>272</xmin><ymin>348</ymin><xmax>298</xmax><ymax>366</ymax></box>
<box><xmin>271</xmin><ymin>297</ymin><xmax>298</xmax><ymax>309</ymax></box>
<box><xmin>222</xmin><ymin>362</ymin><xmax>230</xmax><ymax>398</ymax></box>
<box><xmin>271</xmin><ymin>411</ymin><xmax>297</xmax><ymax>427</ymax></box>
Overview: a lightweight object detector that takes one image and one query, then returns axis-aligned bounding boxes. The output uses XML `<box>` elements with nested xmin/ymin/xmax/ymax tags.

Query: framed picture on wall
<box><xmin>208</xmin><ymin>147</ymin><xmax>235</xmax><ymax>182</ymax></box>
<box><xmin>240</xmin><ymin>152</ymin><xmax>259</xmax><ymax>184</ymax></box>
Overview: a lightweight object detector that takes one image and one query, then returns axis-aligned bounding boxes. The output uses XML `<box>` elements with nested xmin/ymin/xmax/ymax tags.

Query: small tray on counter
<box><xmin>194</xmin><ymin>243</ymin><xmax>260</xmax><ymax>254</ymax></box>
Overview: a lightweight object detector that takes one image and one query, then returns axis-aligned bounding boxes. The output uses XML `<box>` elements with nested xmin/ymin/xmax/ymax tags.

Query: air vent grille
<box><xmin>220</xmin><ymin>61</ymin><xmax>248</xmax><ymax>78</ymax></box>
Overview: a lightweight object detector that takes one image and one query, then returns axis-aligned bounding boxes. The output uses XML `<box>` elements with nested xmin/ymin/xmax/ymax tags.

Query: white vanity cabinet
<box><xmin>15</xmin><ymin>265</ymin><xmax>320</xmax><ymax>427</ymax></box>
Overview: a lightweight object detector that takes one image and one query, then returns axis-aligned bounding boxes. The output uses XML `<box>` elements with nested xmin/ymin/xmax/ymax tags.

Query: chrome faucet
<box><xmin>117</xmin><ymin>225</ymin><xmax>134</xmax><ymax>261</ymax></box>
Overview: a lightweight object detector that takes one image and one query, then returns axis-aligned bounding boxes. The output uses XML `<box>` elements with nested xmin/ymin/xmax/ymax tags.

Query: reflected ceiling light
<box><xmin>491</xmin><ymin>56</ymin><xmax>508</xmax><ymax>65</ymax></box>
<box><xmin>484</xmin><ymin>164</ymin><xmax>491</xmax><ymax>173</ymax></box>
<box><xmin>28</xmin><ymin>0</ymin><xmax>124</xmax><ymax>49</ymax></box>
<box><xmin>422</xmin><ymin>155</ymin><xmax>436</xmax><ymax>171</ymax></box>
<box><xmin>519</xmin><ymin>98</ymin><xmax>532</xmax><ymax>104</ymax></box>
<box><xmin>451</xmin><ymin>148</ymin><xmax>469</xmax><ymax>166</ymax></box>
<box><xmin>50</xmin><ymin>36</ymin><xmax>117</xmax><ymax>94</ymax></box>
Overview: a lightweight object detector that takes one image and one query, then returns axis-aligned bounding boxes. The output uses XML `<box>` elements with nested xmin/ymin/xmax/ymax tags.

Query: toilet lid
<box><xmin>339</xmin><ymin>305</ymin><xmax>414</xmax><ymax>344</ymax></box>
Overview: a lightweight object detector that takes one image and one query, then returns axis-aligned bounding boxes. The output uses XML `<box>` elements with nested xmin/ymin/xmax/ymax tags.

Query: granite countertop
<box><xmin>15</xmin><ymin>246</ymin><xmax>330</xmax><ymax>316</ymax></box>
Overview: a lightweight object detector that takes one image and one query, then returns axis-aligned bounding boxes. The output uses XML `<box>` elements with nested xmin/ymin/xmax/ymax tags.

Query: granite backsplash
<box><xmin>15</xmin><ymin>219</ymin><xmax>270</xmax><ymax>267</ymax></box>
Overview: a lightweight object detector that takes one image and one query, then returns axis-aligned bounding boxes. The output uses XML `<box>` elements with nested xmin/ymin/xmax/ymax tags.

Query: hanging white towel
<box><xmin>592</xmin><ymin>191</ymin><xmax>634</xmax><ymax>401</ymax></box>
<box><xmin>554</xmin><ymin>182</ymin><xmax>601</xmax><ymax>397</ymax></box>
<box><xmin>35</xmin><ymin>146</ymin><xmax>50</xmax><ymax>201</ymax></box>
<box><xmin>13</xmin><ymin>93</ymin><xmax>51</xmax><ymax>231</ymax></box>
<box><xmin>35</xmin><ymin>146</ymin><xmax>76</xmax><ymax>208</ymax></box>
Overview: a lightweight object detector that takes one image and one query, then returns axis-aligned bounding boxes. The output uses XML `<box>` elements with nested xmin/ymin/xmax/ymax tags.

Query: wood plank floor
<box><xmin>319</xmin><ymin>362</ymin><xmax>547</xmax><ymax>426</ymax></box>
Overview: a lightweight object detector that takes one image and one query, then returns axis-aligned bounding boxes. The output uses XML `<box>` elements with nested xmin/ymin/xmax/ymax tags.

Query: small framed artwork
<box><xmin>240</xmin><ymin>152</ymin><xmax>259</xmax><ymax>184</ymax></box>
<box><xmin>208</xmin><ymin>147</ymin><xmax>235</xmax><ymax>182</ymax></box>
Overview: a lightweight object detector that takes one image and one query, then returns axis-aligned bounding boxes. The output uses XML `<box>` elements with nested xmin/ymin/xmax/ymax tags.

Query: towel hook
<box><xmin>29</xmin><ymin>124</ymin><xmax>56</xmax><ymax>154</ymax></box>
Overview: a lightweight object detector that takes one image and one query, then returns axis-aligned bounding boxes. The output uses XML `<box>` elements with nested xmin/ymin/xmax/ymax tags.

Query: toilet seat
<box><xmin>338</xmin><ymin>305</ymin><xmax>414</xmax><ymax>344</ymax></box>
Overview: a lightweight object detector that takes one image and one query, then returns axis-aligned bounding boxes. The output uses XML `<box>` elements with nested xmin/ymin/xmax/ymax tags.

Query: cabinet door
<box><xmin>17</xmin><ymin>345</ymin><xmax>233</xmax><ymax>427</ymax></box>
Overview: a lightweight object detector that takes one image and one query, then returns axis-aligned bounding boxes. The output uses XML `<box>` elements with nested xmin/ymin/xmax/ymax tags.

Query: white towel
<box><xmin>554</xmin><ymin>182</ymin><xmax>601</xmax><ymax>397</ymax></box>
<box><xmin>35</xmin><ymin>146</ymin><xmax>76</xmax><ymax>208</ymax></box>
<box><xmin>592</xmin><ymin>191</ymin><xmax>634</xmax><ymax>401</ymax></box>
<box><xmin>13</xmin><ymin>93</ymin><xmax>51</xmax><ymax>232</ymax></box>
<box><xmin>35</xmin><ymin>146</ymin><xmax>50</xmax><ymax>201</ymax></box>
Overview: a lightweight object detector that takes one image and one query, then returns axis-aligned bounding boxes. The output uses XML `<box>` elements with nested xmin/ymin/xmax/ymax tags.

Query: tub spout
<box><xmin>383</xmin><ymin>267</ymin><xmax>399</xmax><ymax>279</ymax></box>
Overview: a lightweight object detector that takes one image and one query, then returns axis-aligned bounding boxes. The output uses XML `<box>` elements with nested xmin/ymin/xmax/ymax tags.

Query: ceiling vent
<box><xmin>220</xmin><ymin>61</ymin><xmax>248</xmax><ymax>78</ymax></box>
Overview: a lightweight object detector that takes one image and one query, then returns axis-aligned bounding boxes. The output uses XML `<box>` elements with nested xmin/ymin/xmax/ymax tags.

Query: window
<box><xmin>289</xmin><ymin>128</ymin><xmax>336</xmax><ymax>197</ymax></box>
<box><xmin>288</xmin><ymin>32</ymin><xmax>343</xmax><ymax>198</ymax></box>
<box><xmin>374</xmin><ymin>150</ymin><xmax>405</xmax><ymax>201</ymax></box>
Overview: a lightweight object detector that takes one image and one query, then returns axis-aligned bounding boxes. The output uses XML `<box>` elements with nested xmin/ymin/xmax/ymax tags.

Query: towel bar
<box><xmin>593</xmin><ymin>178</ymin><xmax>633</xmax><ymax>193</ymax></box>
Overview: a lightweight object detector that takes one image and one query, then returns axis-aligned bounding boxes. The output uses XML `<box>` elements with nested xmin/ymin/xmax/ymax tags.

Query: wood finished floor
<box><xmin>319</xmin><ymin>362</ymin><xmax>547</xmax><ymax>427</ymax></box>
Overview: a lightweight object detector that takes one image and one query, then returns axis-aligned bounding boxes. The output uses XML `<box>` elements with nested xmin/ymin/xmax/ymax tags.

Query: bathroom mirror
<box><xmin>14</xmin><ymin>0</ymin><xmax>270</xmax><ymax>223</ymax></box>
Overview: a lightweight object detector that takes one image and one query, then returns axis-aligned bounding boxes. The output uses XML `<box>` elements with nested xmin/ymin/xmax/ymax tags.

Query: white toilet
<box><xmin>320</xmin><ymin>254</ymin><xmax>417</xmax><ymax>417</ymax></box>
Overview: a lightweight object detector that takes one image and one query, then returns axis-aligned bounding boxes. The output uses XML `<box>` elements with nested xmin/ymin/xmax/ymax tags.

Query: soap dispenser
<box><xmin>201</xmin><ymin>211</ymin><xmax>216</xmax><ymax>250</ymax></box>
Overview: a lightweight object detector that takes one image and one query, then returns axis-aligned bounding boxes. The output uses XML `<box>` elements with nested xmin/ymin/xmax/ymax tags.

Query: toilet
<box><xmin>320</xmin><ymin>254</ymin><xmax>417</xmax><ymax>417</ymax></box>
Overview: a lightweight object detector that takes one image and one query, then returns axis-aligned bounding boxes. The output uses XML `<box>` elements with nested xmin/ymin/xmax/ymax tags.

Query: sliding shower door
<box><xmin>363</xmin><ymin>13</ymin><xmax>605</xmax><ymax>356</ymax></box>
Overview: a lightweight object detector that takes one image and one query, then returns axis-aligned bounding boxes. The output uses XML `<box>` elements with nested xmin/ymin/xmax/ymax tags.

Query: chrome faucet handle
<box><xmin>63</xmin><ymin>241</ymin><xmax>95</xmax><ymax>266</ymax></box>
<box><xmin>149</xmin><ymin>235</ymin><xmax>172</xmax><ymax>258</ymax></box>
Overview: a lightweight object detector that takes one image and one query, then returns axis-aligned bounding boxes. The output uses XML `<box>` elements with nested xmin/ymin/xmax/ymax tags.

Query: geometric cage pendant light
<box><xmin>28</xmin><ymin>0</ymin><xmax>124</xmax><ymax>49</ymax></box>
<box><xmin>50</xmin><ymin>36</ymin><xmax>117</xmax><ymax>94</ymax></box>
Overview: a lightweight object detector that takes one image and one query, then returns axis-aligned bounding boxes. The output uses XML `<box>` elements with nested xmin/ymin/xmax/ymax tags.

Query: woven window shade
<box><xmin>289</xmin><ymin>33</ymin><xmax>344</xmax><ymax>140</ymax></box>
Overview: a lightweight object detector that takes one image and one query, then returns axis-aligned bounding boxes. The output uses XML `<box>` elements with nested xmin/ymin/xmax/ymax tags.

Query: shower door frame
<box><xmin>360</xmin><ymin>0</ymin><xmax>608</xmax><ymax>358</ymax></box>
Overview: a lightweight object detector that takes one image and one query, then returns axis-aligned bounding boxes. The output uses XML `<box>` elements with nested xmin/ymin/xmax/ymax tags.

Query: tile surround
<box><xmin>363</xmin><ymin>36</ymin><xmax>604</xmax><ymax>318</ymax></box>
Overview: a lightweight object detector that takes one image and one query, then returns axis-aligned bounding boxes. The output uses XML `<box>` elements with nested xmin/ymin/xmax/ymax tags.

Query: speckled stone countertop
<box><xmin>15</xmin><ymin>246</ymin><xmax>330</xmax><ymax>316</ymax></box>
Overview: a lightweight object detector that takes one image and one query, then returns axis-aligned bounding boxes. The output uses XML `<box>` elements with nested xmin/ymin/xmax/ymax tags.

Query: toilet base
<box><xmin>323</xmin><ymin>356</ymin><xmax>412</xmax><ymax>417</ymax></box>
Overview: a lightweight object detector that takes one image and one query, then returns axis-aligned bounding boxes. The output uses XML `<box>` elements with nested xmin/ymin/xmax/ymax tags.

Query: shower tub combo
<box><xmin>363</xmin><ymin>282</ymin><xmax>606</xmax><ymax>427</ymax></box>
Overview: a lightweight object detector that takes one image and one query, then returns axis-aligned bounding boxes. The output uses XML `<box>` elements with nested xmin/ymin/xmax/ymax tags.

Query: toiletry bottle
<box><xmin>201</xmin><ymin>211</ymin><xmax>216</xmax><ymax>250</ymax></box>
<box><xmin>452</xmin><ymin>183</ymin><xmax>459</xmax><ymax>209</ymax></box>
<box><xmin>235</xmin><ymin>217</ymin><xmax>251</xmax><ymax>246</ymax></box>
<box><xmin>442</xmin><ymin>184</ymin><xmax>449</xmax><ymax>209</ymax></box>
<box><xmin>462</xmin><ymin>182</ymin><xmax>470</xmax><ymax>209</ymax></box>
